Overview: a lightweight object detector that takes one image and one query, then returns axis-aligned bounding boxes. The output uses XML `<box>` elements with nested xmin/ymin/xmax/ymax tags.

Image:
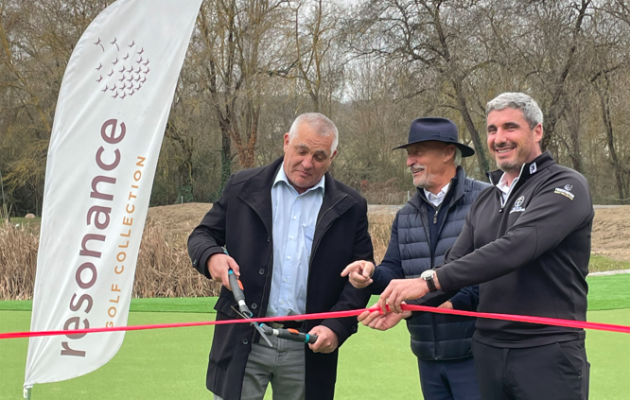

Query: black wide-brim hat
<box><xmin>393</xmin><ymin>117</ymin><xmax>475</xmax><ymax>157</ymax></box>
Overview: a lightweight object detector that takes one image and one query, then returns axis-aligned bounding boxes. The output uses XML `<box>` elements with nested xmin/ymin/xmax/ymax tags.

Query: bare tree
<box><xmin>345</xmin><ymin>0</ymin><xmax>494</xmax><ymax>174</ymax></box>
<box><xmin>288</xmin><ymin>0</ymin><xmax>346</xmax><ymax>114</ymax></box>
<box><xmin>0</xmin><ymin>0</ymin><xmax>112</xmax><ymax>214</ymax></box>
<box><xmin>194</xmin><ymin>0</ymin><xmax>290</xmax><ymax>192</ymax></box>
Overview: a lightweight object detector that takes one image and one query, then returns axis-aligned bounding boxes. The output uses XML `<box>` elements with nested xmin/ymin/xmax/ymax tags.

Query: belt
<box><xmin>268</xmin><ymin>320</ymin><xmax>305</xmax><ymax>330</ymax></box>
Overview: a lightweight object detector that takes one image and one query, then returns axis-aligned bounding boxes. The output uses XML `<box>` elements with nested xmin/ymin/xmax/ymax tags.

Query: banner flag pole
<box><xmin>23</xmin><ymin>0</ymin><xmax>203</xmax><ymax>396</ymax></box>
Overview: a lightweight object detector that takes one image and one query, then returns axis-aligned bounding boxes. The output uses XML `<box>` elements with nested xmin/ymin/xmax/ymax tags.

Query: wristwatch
<box><xmin>420</xmin><ymin>270</ymin><xmax>437</xmax><ymax>293</ymax></box>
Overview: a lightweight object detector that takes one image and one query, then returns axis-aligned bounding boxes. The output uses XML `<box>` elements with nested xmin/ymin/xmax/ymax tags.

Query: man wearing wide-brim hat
<box><xmin>343</xmin><ymin>117</ymin><xmax>488</xmax><ymax>400</ymax></box>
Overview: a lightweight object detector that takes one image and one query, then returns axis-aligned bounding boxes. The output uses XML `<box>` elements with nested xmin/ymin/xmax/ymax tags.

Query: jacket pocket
<box><xmin>214</xmin><ymin>295</ymin><xmax>239</xmax><ymax>317</ymax></box>
<box><xmin>208</xmin><ymin>311</ymin><xmax>238</xmax><ymax>370</ymax></box>
<box><xmin>208</xmin><ymin>296</ymin><xmax>242</xmax><ymax>370</ymax></box>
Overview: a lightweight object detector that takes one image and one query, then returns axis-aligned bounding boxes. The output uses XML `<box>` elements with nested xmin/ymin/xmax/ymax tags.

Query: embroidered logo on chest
<box><xmin>510</xmin><ymin>196</ymin><xmax>526</xmax><ymax>214</ymax></box>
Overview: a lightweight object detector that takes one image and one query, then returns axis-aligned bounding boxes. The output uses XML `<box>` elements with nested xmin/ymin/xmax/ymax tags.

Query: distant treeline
<box><xmin>2</xmin><ymin>0</ymin><xmax>630</xmax><ymax>217</ymax></box>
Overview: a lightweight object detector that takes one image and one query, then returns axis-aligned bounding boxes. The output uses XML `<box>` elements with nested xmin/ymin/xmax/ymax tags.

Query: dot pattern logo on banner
<box><xmin>94</xmin><ymin>37</ymin><xmax>150</xmax><ymax>100</ymax></box>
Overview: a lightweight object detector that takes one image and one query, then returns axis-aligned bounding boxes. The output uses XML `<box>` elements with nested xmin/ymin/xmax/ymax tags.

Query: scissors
<box><xmin>228</xmin><ymin>270</ymin><xmax>317</xmax><ymax>346</ymax></box>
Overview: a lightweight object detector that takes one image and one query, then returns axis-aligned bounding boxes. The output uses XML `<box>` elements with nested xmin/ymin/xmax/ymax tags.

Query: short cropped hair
<box><xmin>288</xmin><ymin>113</ymin><xmax>339</xmax><ymax>154</ymax></box>
<box><xmin>486</xmin><ymin>92</ymin><xmax>543</xmax><ymax>129</ymax></box>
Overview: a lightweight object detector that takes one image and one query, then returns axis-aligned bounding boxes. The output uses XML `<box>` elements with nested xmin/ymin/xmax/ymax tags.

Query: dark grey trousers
<box><xmin>214</xmin><ymin>334</ymin><xmax>305</xmax><ymax>400</ymax></box>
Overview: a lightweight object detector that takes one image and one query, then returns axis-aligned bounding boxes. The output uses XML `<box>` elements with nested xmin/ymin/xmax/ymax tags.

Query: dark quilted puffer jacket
<box><xmin>372</xmin><ymin>166</ymin><xmax>489</xmax><ymax>360</ymax></box>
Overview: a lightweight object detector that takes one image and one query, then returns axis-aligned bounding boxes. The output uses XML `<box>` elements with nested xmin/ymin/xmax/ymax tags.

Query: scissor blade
<box><xmin>254</xmin><ymin>323</ymin><xmax>274</xmax><ymax>347</ymax></box>
<box><xmin>231</xmin><ymin>306</ymin><xmax>273</xmax><ymax>347</ymax></box>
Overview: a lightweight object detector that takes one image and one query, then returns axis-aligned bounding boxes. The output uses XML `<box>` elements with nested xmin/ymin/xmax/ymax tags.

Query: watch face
<box><xmin>421</xmin><ymin>270</ymin><xmax>434</xmax><ymax>280</ymax></box>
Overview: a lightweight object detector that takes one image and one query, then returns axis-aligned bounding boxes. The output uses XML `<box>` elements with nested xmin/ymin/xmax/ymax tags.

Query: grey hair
<box><xmin>486</xmin><ymin>92</ymin><xmax>543</xmax><ymax>129</ymax></box>
<box><xmin>441</xmin><ymin>144</ymin><xmax>461</xmax><ymax>166</ymax></box>
<box><xmin>288</xmin><ymin>112</ymin><xmax>339</xmax><ymax>154</ymax></box>
<box><xmin>454</xmin><ymin>147</ymin><xmax>462</xmax><ymax>166</ymax></box>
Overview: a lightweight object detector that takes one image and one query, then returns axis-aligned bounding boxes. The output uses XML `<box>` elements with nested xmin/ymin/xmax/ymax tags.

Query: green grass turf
<box><xmin>0</xmin><ymin>311</ymin><xmax>214</xmax><ymax>400</ymax></box>
<box><xmin>585</xmin><ymin>274</ymin><xmax>630</xmax><ymax>311</ymax></box>
<box><xmin>0</xmin><ymin>297</ymin><xmax>218</xmax><ymax>313</ymax></box>
<box><xmin>0</xmin><ymin>273</ymin><xmax>628</xmax><ymax>399</ymax></box>
<box><xmin>1</xmin><ymin>309</ymin><xmax>629</xmax><ymax>399</ymax></box>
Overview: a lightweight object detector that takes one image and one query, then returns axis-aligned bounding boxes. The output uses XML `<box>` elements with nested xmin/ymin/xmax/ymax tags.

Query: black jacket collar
<box><xmin>487</xmin><ymin>151</ymin><xmax>556</xmax><ymax>188</ymax></box>
<box><xmin>236</xmin><ymin>157</ymin><xmax>283</xmax><ymax>235</ymax></box>
<box><xmin>237</xmin><ymin>156</ymin><xmax>354</xmax><ymax>237</ymax></box>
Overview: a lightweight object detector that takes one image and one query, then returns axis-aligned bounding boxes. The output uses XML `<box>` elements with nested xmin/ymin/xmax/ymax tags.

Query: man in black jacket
<box><xmin>374</xmin><ymin>93</ymin><xmax>593</xmax><ymax>400</ymax></box>
<box><xmin>188</xmin><ymin>113</ymin><xmax>373</xmax><ymax>400</ymax></box>
<box><xmin>342</xmin><ymin>118</ymin><xmax>488</xmax><ymax>400</ymax></box>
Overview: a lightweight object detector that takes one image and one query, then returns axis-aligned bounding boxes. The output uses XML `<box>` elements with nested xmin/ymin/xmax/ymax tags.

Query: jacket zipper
<box><xmin>492</xmin><ymin>163</ymin><xmax>526</xmax><ymax>213</ymax></box>
<box><xmin>431</xmin><ymin>313</ymin><xmax>439</xmax><ymax>359</ymax></box>
<box><xmin>429</xmin><ymin>184</ymin><xmax>458</xmax><ymax>359</ymax></box>
<box><xmin>428</xmin><ymin>181</ymin><xmax>459</xmax><ymax>264</ymax></box>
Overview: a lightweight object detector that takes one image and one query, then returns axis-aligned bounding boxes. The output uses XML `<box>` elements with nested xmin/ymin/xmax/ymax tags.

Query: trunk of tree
<box><xmin>599</xmin><ymin>88</ymin><xmax>625</xmax><ymax>201</ymax></box>
<box><xmin>541</xmin><ymin>115</ymin><xmax>561</xmax><ymax>154</ymax></box>
<box><xmin>566</xmin><ymin>104</ymin><xmax>583</xmax><ymax>173</ymax></box>
<box><xmin>453</xmin><ymin>80</ymin><xmax>490</xmax><ymax>174</ymax></box>
<box><xmin>218</xmin><ymin>118</ymin><xmax>233</xmax><ymax>194</ymax></box>
<box><xmin>229</xmin><ymin>112</ymin><xmax>257</xmax><ymax>169</ymax></box>
<box><xmin>568</xmin><ymin>130</ymin><xmax>583</xmax><ymax>173</ymax></box>
<box><xmin>165</xmin><ymin>121</ymin><xmax>196</xmax><ymax>201</ymax></box>
<box><xmin>540</xmin><ymin>0</ymin><xmax>590</xmax><ymax>152</ymax></box>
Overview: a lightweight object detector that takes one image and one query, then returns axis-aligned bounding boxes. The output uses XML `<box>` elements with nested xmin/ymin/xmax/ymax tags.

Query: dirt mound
<box><xmin>591</xmin><ymin>206</ymin><xmax>630</xmax><ymax>262</ymax></box>
<box><xmin>146</xmin><ymin>203</ymin><xmax>212</xmax><ymax>240</ymax></box>
<box><xmin>147</xmin><ymin>203</ymin><xmax>630</xmax><ymax>263</ymax></box>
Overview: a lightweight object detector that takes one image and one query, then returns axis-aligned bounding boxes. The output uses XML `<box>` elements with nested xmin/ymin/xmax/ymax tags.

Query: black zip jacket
<box><xmin>434</xmin><ymin>152</ymin><xmax>594</xmax><ymax>348</ymax></box>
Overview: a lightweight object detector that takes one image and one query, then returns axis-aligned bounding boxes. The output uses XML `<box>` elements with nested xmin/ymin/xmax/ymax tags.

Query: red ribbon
<box><xmin>1</xmin><ymin>304</ymin><xmax>629</xmax><ymax>340</ymax></box>
<box><xmin>402</xmin><ymin>304</ymin><xmax>630</xmax><ymax>334</ymax></box>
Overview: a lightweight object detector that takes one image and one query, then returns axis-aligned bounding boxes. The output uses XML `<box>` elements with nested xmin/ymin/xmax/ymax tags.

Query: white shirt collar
<box><xmin>423</xmin><ymin>183</ymin><xmax>450</xmax><ymax>207</ymax></box>
<box><xmin>496</xmin><ymin>173</ymin><xmax>518</xmax><ymax>202</ymax></box>
<box><xmin>274</xmin><ymin>163</ymin><xmax>325</xmax><ymax>194</ymax></box>
<box><xmin>496</xmin><ymin>173</ymin><xmax>511</xmax><ymax>195</ymax></box>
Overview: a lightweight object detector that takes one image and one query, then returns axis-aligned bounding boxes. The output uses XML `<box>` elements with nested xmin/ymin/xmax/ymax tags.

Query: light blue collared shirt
<box><xmin>266</xmin><ymin>164</ymin><xmax>325</xmax><ymax>317</ymax></box>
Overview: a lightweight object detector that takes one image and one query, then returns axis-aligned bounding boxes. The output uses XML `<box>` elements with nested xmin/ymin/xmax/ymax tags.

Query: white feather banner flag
<box><xmin>24</xmin><ymin>0</ymin><xmax>202</xmax><ymax>392</ymax></box>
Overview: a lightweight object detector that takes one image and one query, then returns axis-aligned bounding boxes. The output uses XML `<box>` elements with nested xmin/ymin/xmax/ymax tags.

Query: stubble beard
<box><xmin>413</xmin><ymin>171</ymin><xmax>434</xmax><ymax>191</ymax></box>
<box><xmin>497</xmin><ymin>158</ymin><xmax>521</xmax><ymax>175</ymax></box>
<box><xmin>493</xmin><ymin>144</ymin><xmax>524</xmax><ymax>175</ymax></box>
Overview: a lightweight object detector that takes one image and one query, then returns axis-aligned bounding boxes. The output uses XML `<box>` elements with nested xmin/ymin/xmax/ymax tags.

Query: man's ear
<box><xmin>444</xmin><ymin>144</ymin><xmax>456</xmax><ymax>163</ymax></box>
<box><xmin>533</xmin><ymin>123</ymin><xmax>543</xmax><ymax>144</ymax></box>
<box><xmin>330</xmin><ymin>149</ymin><xmax>338</xmax><ymax>161</ymax></box>
<box><xmin>283</xmin><ymin>133</ymin><xmax>290</xmax><ymax>152</ymax></box>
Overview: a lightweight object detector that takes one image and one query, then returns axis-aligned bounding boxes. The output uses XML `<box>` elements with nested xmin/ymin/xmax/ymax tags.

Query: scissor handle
<box><xmin>228</xmin><ymin>270</ymin><xmax>252</xmax><ymax>317</ymax></box>
<box><xmin>272</xmin><ymin>327</ymin><xmax>318</xmax><ymax>344</ymax></box>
